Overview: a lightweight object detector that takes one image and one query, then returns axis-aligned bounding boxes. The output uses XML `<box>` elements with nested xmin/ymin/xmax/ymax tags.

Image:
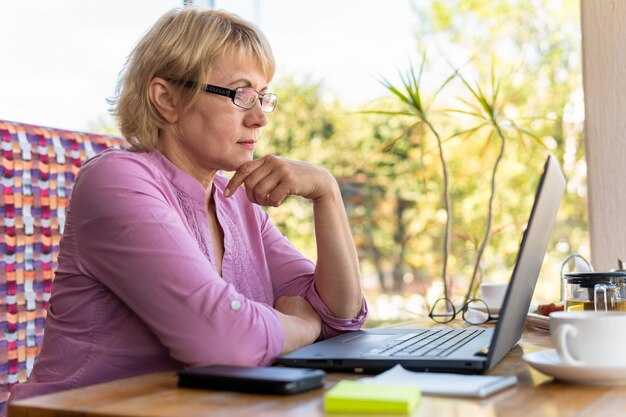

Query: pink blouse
<box><xmin>8</xmin><ymin>148</ymin><xmax>367</xmax><ymax>402</ymax></box>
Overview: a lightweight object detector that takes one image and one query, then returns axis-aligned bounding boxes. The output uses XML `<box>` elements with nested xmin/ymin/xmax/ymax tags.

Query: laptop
<box><xmin>278</xmin><ymin>154</ymin><xmax>565</xmax><ymax>374</ymax></box>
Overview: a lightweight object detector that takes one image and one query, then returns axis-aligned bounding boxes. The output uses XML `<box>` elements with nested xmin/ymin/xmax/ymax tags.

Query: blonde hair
<box><xmin>110</xmin><ymin>7</ymin><xmax>275</xmax><ymax>150</ymax></box>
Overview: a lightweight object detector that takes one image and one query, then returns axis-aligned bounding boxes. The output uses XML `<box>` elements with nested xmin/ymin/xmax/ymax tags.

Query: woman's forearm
<box><xmin>312</xmin><ymin>180</ymin><xmax>363</xmax><ymax>319</ymax></box>
<box><xmin>276</xmin><ymin>312</ymin><xmax>318</xmax><ymax>353</ymax></box>
<box><xmin>274</xmin><ymin>296</ymin><xmax>322</xmax><ymax>353</ymax></box>
<box><xmin>225</xmin><ymin>156</ymin><xmax>364</xmax><ymax>320</ymax></box>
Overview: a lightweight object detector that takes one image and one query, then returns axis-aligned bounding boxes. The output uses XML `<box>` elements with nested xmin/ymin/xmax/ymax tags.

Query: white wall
<box><xmin>582</xmin><ymin>0</ymin><xmax>626</xmax><ymax>270</ymax></box>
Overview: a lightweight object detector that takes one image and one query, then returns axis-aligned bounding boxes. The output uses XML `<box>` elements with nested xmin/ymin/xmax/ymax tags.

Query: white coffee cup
<box><xmin>550</xmin><ymin>311</ymin><xmax>626</xmax><ymax>367</ymax></box>
<box><xmin>478</xmin><ymin>283</ymin><xmax>508</xmax><ymax>310</ymax></box>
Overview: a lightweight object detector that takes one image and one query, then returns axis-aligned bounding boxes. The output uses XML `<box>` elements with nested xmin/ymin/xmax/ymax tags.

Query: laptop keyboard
<box><xmin>367</xmin><ymin>328</ymin><xmax>485</xmax><ymax>357</ymax></box>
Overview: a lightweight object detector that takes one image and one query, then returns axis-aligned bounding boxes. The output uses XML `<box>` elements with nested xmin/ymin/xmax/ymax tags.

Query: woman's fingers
<box><xmin>249</xmin><ymin>174</ymin><xmax>281</xmax><ymax>205</ymax></box>
<box><xmin>225</xmin><ymin>154</ymin><xmax>331</xmax><ymax>205</ymax></box>
<box><xmin>241</xmin><ymin>164</ymin><xmax>283</xmax><ymax>205</ymax></box>
<box><xmin>224</xmin><ymin>157</ymin><xmax>266</xmax><ymax>198</ymax></box>
<box><xmin>265</xmin><ymin>182</ymin><xmax>292</xmax><ymax>206</ymax></box>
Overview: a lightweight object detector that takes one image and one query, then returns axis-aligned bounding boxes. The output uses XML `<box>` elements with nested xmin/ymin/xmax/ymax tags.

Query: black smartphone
<box><xmin>178</xmin><ymin>365</ymin><xmax>325</xmax><ymax>395</ymax></box>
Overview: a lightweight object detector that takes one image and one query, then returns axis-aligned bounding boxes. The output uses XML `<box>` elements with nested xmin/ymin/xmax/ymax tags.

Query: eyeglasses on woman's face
<box><xmin>428</xmin><ymin>297</ymin><xmax>499</xmax><ymax>325</ymax></box>
<box><xmin>170</xmin><ymin>80</ymin><xmax>278</xmax><ymax>113</ymax></box>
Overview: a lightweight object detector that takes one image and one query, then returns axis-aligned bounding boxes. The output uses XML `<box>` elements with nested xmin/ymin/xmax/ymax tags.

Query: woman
<box><xmin>8</xmin><ymin>7</ymin><xmax>366</xmax><ymax>402</ymax></box>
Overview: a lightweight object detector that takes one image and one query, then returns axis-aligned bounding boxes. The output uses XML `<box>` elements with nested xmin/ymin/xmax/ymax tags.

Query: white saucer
<box><xmin>523</xmin><ymin>349</ymin><xmax>626</xmax><ymax>386</ymax></box>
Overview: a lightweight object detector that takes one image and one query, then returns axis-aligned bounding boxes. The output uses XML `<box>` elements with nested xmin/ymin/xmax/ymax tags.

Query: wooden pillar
<box><xmin>581</xmin><ymin>0</ymin><xmax>626</xmax><ymax>270</ymax></box>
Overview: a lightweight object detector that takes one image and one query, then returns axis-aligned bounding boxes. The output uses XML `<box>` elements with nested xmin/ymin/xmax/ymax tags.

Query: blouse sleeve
<box><xmin>70</xmin><ymin>153</ymin><xmax>285</xmax><ymax>367</ymax></box>
<box><xmin>255</xmin><ymin>205</ymin><xmax>368</xmax><ymax>339</ymax></box>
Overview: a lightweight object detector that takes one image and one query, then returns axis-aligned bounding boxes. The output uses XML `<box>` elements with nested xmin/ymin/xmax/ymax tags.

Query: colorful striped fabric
<box><xmin>0</xmin><ymin>120</ymin><xmax>125</xmax><ymax>405</ymax></box>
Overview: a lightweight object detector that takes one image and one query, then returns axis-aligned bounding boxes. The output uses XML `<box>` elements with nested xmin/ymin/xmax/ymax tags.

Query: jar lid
<box><xmin>564</xmin><ymin>271</ymin><xmax>626</xmax><ymax>286</ymax></box>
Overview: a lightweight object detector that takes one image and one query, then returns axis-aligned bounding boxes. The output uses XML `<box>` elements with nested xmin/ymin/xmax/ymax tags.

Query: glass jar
<box><xmin>562</xmin><ymin>272</ymin><xmax>626</xmax><ymax>311</ymax></box>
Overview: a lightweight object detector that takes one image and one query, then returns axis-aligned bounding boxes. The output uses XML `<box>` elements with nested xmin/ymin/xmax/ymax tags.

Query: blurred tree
<box><xmin>400</xmin><ymin>0</ymin><xmax>585</xmax><ymax>301</ymax></box>
<box><xmin>263</xmin><ymin>1</ymin><xmax>585</xmax><ymax>302</ymax></box>
<box><xmin>255</xmin><ymin>76</ymin><xmax>338</xmax><ymax>258</ymax></box>
<box><xmin>258</xmin><ymin>77</ymin><xmax>424</xmax><ymax>292</ymax></box>
<box><xmin>362</xmin><ymin>61</ymin><xmax>455</xmax><ymax>297</ymax></box>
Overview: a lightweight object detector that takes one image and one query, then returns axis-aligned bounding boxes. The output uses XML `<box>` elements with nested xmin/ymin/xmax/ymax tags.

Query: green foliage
<box><xmin>257</xmin><ymin>76</ymin><xmax>388</xmax><ymax>260</ymax></box>
<box><xmin>263</xmin><ymin>0</ymin><xmax>585</xmax><ymax>305</ymax></box>
<box><xmin>407</xmin><ymin>0</ymin><xmax>585</xmax><ymax>303</ymax></box>
<box><xmin>363</xmin><ymin>55</ymin><xmax>455</xmax><ymax>299</ymax></box>
<box><xmin>452</xmin><ymin>60</ymin><xmax>549</xmax><ymax>302</ymax></box>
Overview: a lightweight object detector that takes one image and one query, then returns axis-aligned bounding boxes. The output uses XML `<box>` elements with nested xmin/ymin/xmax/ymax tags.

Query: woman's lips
<box><xmin>237</xmin><ymin>140</ymin><xmax>256</xmax><ymax>150</ymax></box>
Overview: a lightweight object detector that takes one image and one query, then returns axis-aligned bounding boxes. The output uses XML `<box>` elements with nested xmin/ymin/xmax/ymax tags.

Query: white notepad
<box><xmin>361</xmin><ymin>365</ymin><xmax>517</xmax><ymax>398</ymax></box>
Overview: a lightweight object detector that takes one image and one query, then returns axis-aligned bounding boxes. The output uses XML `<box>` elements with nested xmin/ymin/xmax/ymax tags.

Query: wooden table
<box><xmin>8</xmin><ymin>319</ymin><xmax>626</xmax><ymax>417</ymax></box>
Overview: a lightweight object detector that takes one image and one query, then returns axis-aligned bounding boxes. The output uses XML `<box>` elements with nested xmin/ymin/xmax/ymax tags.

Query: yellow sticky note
<box><xmin>324</xmin><ymin>380</ymin><xmax>421</xmax><ymax>414</ymax></box>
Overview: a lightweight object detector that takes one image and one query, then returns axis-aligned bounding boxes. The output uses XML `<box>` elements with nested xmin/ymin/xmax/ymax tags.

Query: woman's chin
<box><xmin>230</xmin><ymin>156</ymin><xmax>254</xmax><ymax>170</ymax></box>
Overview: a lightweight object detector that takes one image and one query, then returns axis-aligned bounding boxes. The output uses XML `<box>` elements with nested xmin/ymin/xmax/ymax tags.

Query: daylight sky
<box><xmin>0</xmin><ymin>0</ymin><xmax>418</xmax><ymax>132</ymax></box>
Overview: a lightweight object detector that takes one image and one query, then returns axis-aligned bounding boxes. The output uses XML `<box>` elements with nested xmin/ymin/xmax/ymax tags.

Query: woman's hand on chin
<box><xmin>223</xmin><ymin>155</ymin><xmax>336</xmax><ymax>206</ymax></box>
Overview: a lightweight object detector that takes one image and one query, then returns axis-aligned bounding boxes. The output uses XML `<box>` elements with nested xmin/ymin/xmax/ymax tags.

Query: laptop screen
<box><xmin>486</xmin><ymin>155</ymin><xmax>565</xmax><ymax>370</ymax></box>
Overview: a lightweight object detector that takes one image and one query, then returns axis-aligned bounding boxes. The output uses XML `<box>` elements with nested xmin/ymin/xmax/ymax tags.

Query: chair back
<box><xmin>0</xmin><ymin>120</ymin><xmax>125</xmax><ymax>404</ymax></box>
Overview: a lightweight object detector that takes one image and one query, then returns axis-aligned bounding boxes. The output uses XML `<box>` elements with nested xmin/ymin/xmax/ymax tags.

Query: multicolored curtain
<box><xmin>0</xmin><ymin>120</ymin><xmax>125</xmax><ymax>404</ymax></box>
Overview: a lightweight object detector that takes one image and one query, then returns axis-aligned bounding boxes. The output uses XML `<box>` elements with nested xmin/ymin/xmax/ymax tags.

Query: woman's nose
<box><xmin>244</xmin><ymin>100</ymin><xmax>268</xmax><ymax>128</ymax></box>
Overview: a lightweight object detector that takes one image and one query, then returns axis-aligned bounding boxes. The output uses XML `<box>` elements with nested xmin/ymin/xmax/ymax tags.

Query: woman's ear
<box><xmin>149</xmin><ymin>78</ymin><xmax>179</xmax><ymax>124</ymax></box>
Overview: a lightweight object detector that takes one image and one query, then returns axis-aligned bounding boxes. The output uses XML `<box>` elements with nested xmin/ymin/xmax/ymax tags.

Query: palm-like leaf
<box><xmin>361</xmin><ymin>54</ymin><xmax>454</xmax><ymax>299</ymax></box>
<box><xmin>453</xmin><ymin>59</ymin><xmax>548</xmax><ymax>302</ymax></box>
